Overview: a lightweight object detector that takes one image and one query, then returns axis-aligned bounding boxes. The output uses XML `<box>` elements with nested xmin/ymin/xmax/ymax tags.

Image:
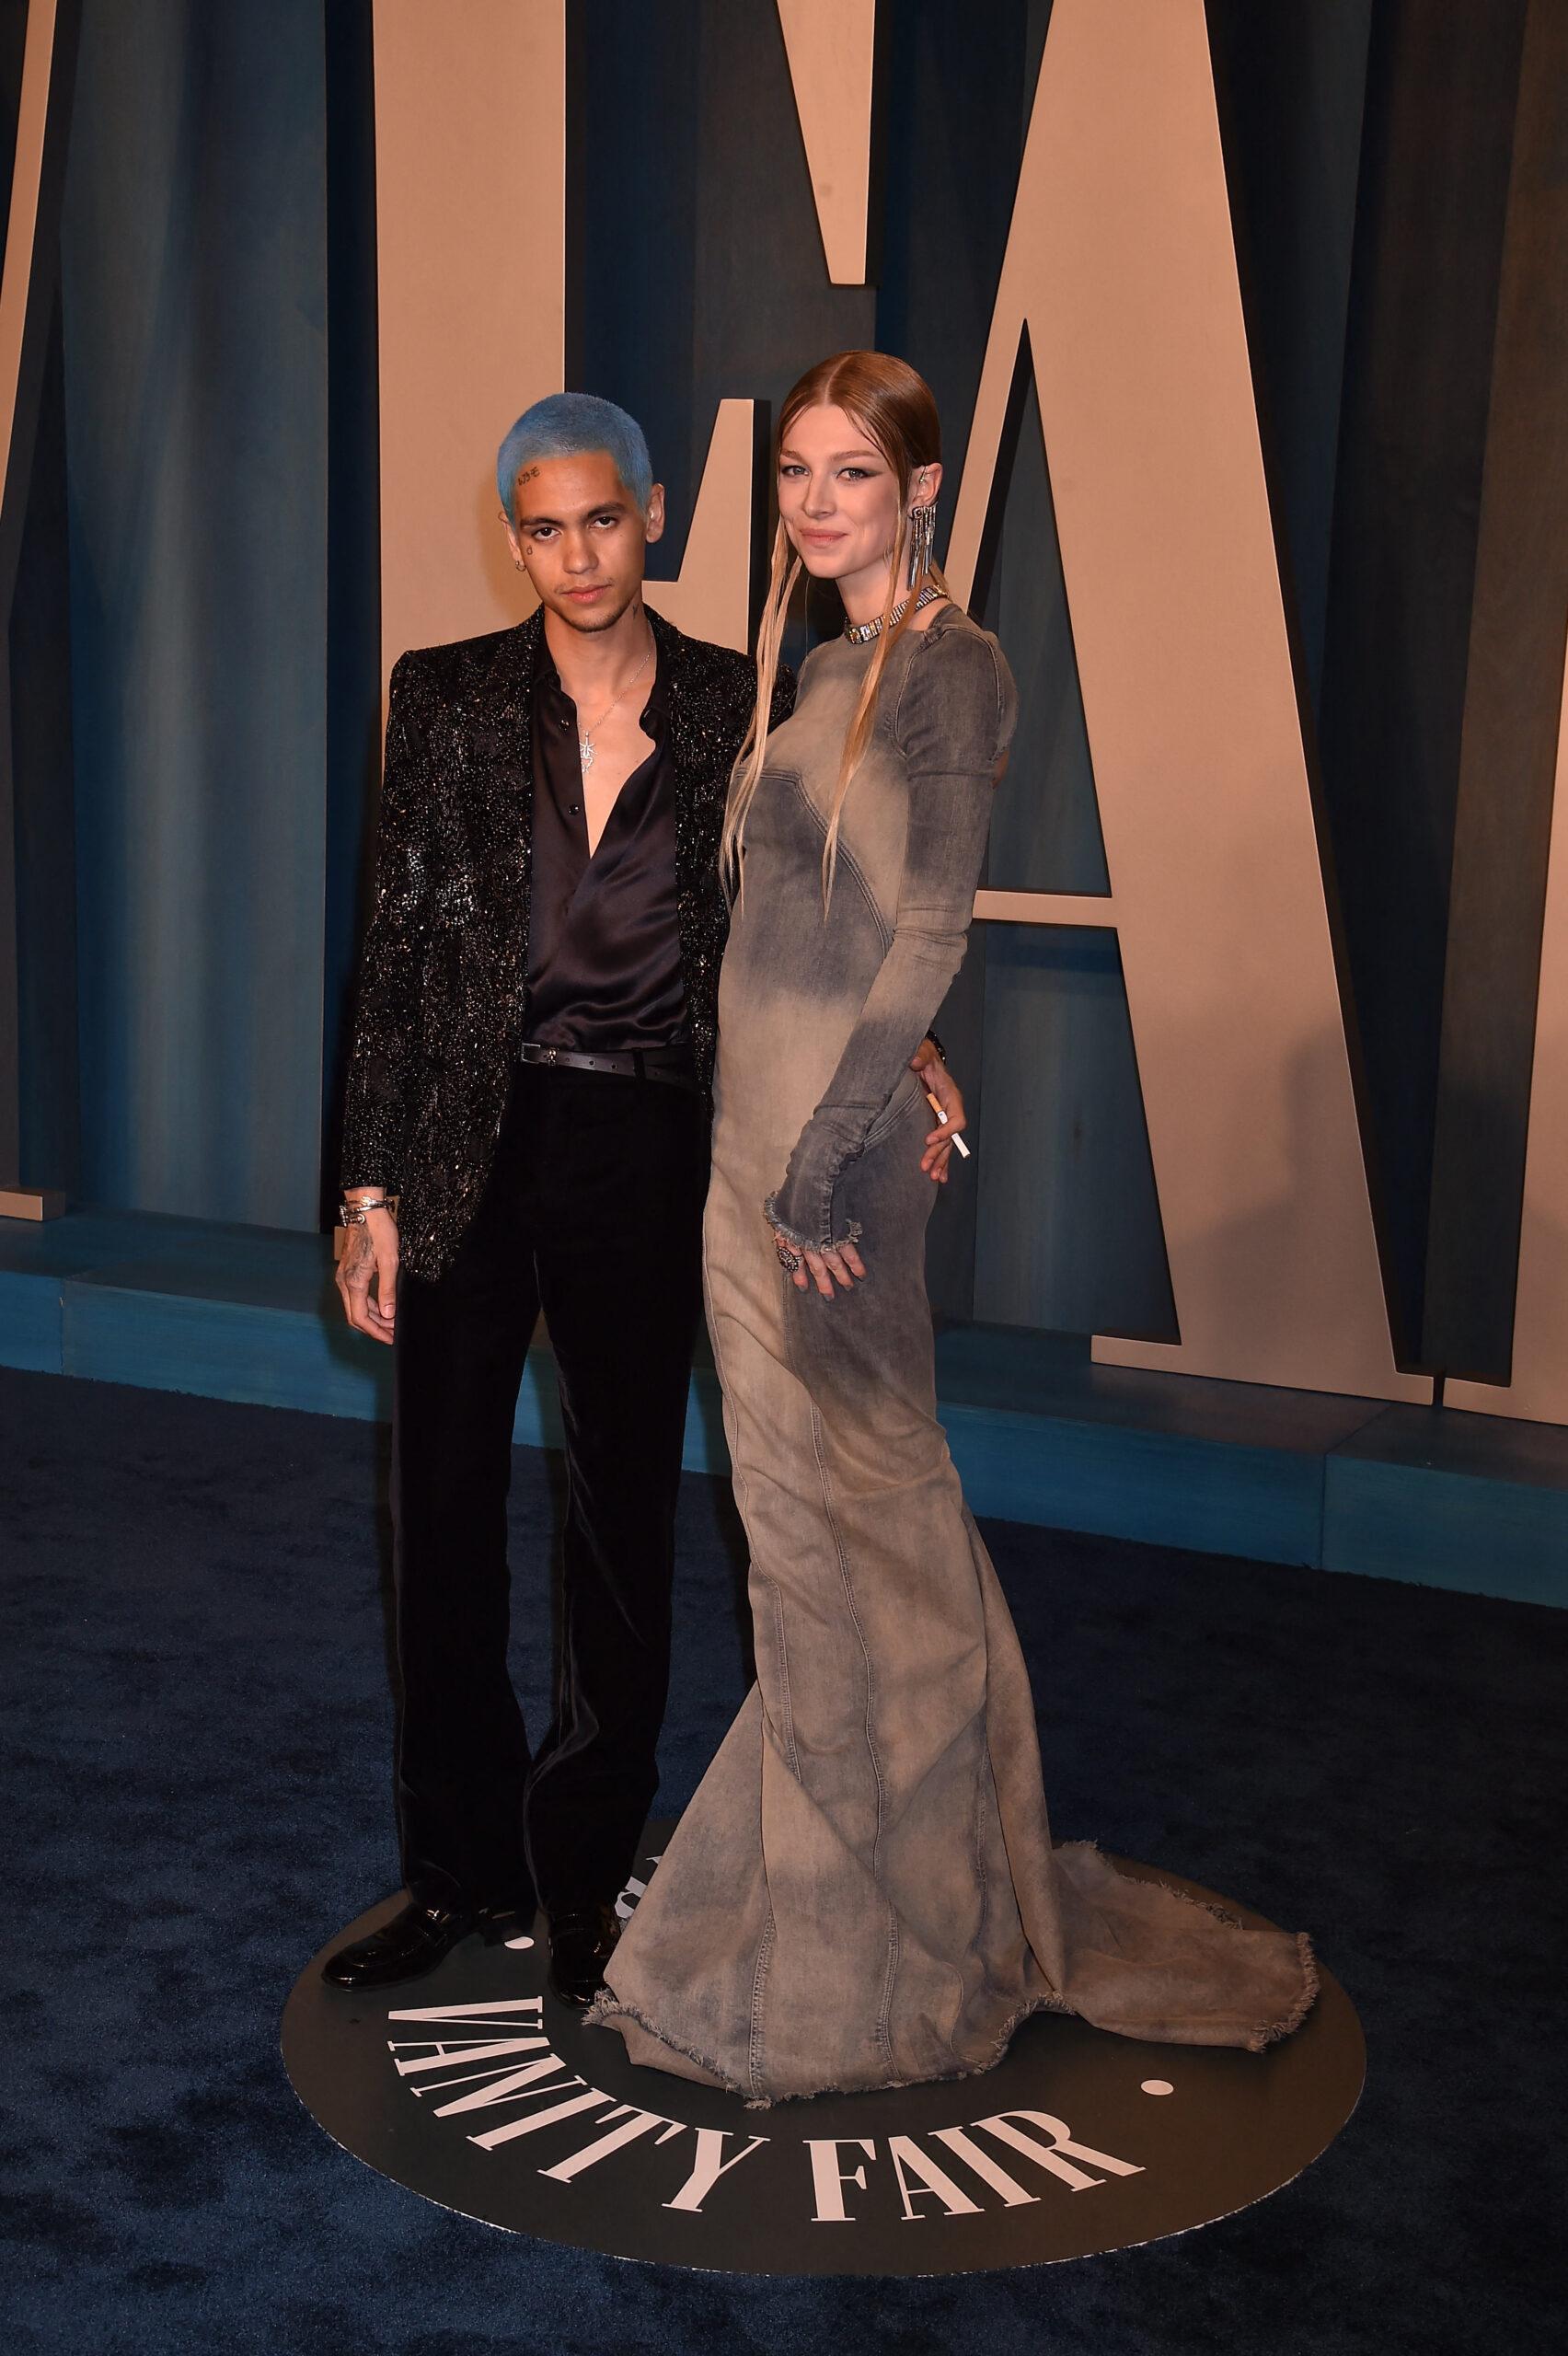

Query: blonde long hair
<box><xmin>721</xmin><ymin>352</ymin><xmax>949</xmax><ymax>910</ymax></box>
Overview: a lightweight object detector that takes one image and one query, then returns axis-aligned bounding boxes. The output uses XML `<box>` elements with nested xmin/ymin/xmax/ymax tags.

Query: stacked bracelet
<box><xmin>339</xmin><ymin>1197</ymin><xmax>395</xmax><ymax>1226</ymax></box>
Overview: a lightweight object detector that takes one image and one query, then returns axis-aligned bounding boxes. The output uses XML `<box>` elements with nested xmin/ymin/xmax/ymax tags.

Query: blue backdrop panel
<box><xmin>12</xmin><ymin>284</ymin><xmax>81</xmax><ymax>1191</ymax></box>
<box><xmin>60</xmin><ymin>0</ymin><xmax>330</xmax><ymax>1230</ymax></box>
<box><xmin>571</xmin><ymin>0</ymin><xmax>876</xmax><ymax>585</ymax></box>
<box><xmin>1206</xmin><ymin>0</ymin><xmax>1374</xmax><ymax>710</ymax></box>
<box><xmin>981</xmin><ymin>370</ymin><xmax>1108</xmax><ymax>900</ymax></box>
<box><xmin>974</xmin><ymin>925</ymin><xmax>1176</xmax><ymax>1338</ymax></box>
<box><xmin>1310</xmin><ymin>0</ymin><xmax>1531</xmax><ymax>1361</ymax></box>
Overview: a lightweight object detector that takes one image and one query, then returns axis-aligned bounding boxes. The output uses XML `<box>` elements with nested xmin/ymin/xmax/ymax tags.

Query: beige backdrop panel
<box><xmin>776</xmin><ymin>0</ymin><xmax>877</xmax><ymax>286</ymax></box>
<box><xmin>949</xmin><ymin>0</ymin><xmax>1425</xmax><ymax>1403</ymax></box>
<box><xmin>374</xmin><ymin>0</ymin><xmax>564</xmax><ymax>676</ymax></box>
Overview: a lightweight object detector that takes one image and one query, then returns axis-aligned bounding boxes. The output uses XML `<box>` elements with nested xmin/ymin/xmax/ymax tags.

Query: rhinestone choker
<box><xmin>842</xmin><ymin>583</ymin><xmax>945</xmax><ymax>644</ymax></box>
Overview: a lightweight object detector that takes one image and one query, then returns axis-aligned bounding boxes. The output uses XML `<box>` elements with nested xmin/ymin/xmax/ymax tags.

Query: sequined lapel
<box><xmin>656</xmin><ymin>610</ymin><xmax>720</xmax><ymax>889</ymax></box>
<box><xmin>478</xmin><ymin>610</ymin><xmax>543</xmax><ymax>773</ymax></box>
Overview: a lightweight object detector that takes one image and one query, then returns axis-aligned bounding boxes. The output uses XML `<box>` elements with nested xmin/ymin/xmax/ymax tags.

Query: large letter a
<box><xmin>948</xmin><ymin>0</ymin><xmax>1426</xmax><ymax>1402</ymax></box>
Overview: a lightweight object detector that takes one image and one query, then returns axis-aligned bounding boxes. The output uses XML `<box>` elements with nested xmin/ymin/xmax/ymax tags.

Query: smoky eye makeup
<box><xmin>778</xmin><ymin>460</ymin><xmax>882</xmax><ymax>482</ymax></box>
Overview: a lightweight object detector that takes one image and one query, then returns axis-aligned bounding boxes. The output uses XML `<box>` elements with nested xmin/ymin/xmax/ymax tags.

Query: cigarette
<box><xmin>924</xmin><ymin>1091</ymin><xmax>972</xmax><ymax>1159</ymax></box>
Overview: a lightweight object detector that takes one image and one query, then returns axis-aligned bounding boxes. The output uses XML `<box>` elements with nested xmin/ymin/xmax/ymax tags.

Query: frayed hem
<box><xmin>1062</xmin><ymin>1841</ymin><xmax>1320</xmax><ymax>2053</ymax></box>
<box><xmin>1066</xmin><ymin>1837</ymin><xmax>1246</xmax><ymax>1930</ymax></box>
<box><xmin>1257</xmin><ymin>1934</ymin><xmax>1320</xmax><ymax>2050</ymax></box>
<box><xmin>591</xmin><ymin>1952</ymin><xmax>1315</xmax><ymax>2103</ymax></box>
<box><xmin>589</xmin><ymin>1984</ymin><xmax>1072</xmax><ymax>2109</ymax></box>
<box><xmin>585</xmin><ymin>1992</ymin><xmax>749</xmax><ymax>2100</ymax></box>
<box><xmin>762</xmin><ymin>1195</ymin><xmax>864</xmax><ymax>1256</ymax></box>
<box><xmin>590</xmin><ymin>1851</ymin><xmax>1320</xmax><ymax>2100</ymax></box>
<box><xmin>732</xmin><ymin>1992</ymin><xmax>1078</xmax><ymax>2110</ymax></box>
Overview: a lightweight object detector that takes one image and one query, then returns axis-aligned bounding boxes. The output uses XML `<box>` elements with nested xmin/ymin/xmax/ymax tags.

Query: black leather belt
<box><xmin>518</xmin><ymin>1040</ymin><xmax>698</xmax><ymax>1091</ymax></box>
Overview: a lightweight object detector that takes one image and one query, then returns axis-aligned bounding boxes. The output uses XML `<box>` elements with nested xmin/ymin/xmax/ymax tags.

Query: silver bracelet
<box><xmin>339</xmin><ymin>1197</ymin><xmax>394</xmax><ymax>1226</ymax></box>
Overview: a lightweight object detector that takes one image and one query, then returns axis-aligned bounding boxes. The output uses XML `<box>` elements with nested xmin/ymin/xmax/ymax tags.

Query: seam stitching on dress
<box><xmin>949</xmin><ymin>1738</ymin><xmax>995</xmax><ymax>2071</ymax></box>
<box><xmin>973</xmin><ymin>1748</ymin><xmax>990</xmax><ymax>1927</ymax></box>
<box><xmin>748</xmin><ymin>1906</ymin><xmax>776</xmax><ymax>2099</ymax></box>
<box><xmin>881</xmin><ymin>1912</ymin><xmax>902</xmax><ymax>2073</ymax></box>
<box><xmin>783</xmin><ymin>770</ymin><xmax>891</xmax><ymax>950</ymax></box>
<box><xmin>890</xmin><ymin>612</ymin><xmax>996</xmax><ymax>755</ymax></box>
<box><xmin>860</xmin><ymin>1074</ymin><xmax>926</xmax><ymax>1152</ymax></box>
<box><xmin>771</xmin><ymin>1577</ymin><xmax>801</xmax><ymax>1780</ymax></box>
<box><xmin>807</xmin><ymin>1398</ymin><xmax>895</xmax><ymax>2065</ymax></box>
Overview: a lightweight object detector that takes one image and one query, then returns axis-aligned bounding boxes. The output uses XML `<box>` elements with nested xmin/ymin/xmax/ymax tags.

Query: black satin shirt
<box><xmin>525</xmin><ymin>639</ymin><xmax>690</xmax><ymax>1055</ymax></box>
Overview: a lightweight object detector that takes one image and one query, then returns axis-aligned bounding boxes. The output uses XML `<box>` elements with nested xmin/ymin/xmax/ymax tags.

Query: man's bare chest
<box><xmin>574</xmin><ymin>707</ymin><xmax>658</xmax><ymax>855</ymax></box>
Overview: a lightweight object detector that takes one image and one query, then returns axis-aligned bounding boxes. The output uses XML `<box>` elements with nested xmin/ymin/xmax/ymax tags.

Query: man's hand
<box><xmin>336</xmin><ymin>1208</ymin><xmax>399</xmax><ymax>1344</ymax></box>
<box><xmin>911</xmin><ymin>1039</ymin><xmax>967</xmax><ymax>1183</ymax></box>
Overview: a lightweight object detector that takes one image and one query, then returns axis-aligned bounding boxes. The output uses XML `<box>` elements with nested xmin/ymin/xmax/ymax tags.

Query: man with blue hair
<box><xmin>324</xmin><ymin>392</ymin><xmax>963</xmax><ymax>2007</ymax></box>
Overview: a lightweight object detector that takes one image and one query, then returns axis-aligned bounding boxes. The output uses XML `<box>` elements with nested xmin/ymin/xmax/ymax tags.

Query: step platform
<box><xmin>2</xmin><ymin>1207</ymin><xmax>1564</xmax><ymax>1606</ymax></box>
<box><xmin>282</xmin><ymin>1820</ymin><xmax>1365</xmax><ymax>2273</ymax></box>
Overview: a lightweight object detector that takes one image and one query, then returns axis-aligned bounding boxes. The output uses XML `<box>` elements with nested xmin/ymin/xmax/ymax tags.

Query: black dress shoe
<box><xmin>322</xmin><ymin>1895</ymin><xmax>533</xmax><ymax>1991</ymax></box>
<box><xmin>548</xmin><ymin>1900</ymin><xmax>620</xmax><ymax>2009</ymax></box>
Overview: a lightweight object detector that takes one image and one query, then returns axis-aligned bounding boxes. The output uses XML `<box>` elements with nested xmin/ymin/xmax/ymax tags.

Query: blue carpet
<box><xmin>1</xmin><ymin>1365</ymin><xmax>1562</xmax><ymax>2353</ymax></box>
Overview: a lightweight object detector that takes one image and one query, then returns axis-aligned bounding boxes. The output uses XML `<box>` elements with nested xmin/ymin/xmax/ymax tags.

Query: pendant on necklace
<box><xmin>579</xmin><ymin>736</ymin><xmax>596</xmax><ymax>775</ymax></box>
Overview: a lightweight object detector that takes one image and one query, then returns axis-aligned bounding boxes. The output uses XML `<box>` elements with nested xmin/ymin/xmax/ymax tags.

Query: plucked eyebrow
<box><xmin>778</xmin><ymin>445</ymin><xmax>884</xmax><ymax>466</ymax></box>
<box><xmin>515</xmin><ymin>498</ymin><xmax>632</xmax><ymax>527</ymax></box>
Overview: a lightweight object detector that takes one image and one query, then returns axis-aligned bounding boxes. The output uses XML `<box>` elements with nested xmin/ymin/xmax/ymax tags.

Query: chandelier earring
<box><xmin>907</xmin><ymin>496</ymin><xmax>937</xmax><ymax>587</ymax></box>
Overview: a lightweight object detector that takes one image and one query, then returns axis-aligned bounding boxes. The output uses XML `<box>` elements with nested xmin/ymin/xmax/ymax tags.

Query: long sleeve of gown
<box><xmin>766</xmin><ymin>625</ymin><xmax>1017</xmax><ymax>1252</ymax></box>
<box><xmin>339</xmin><ymin>653</ymin><xmax>432</xmax><ymax>1195</ymax></box>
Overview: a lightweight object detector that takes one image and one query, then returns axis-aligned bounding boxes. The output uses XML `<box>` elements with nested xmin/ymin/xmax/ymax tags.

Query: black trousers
<box><xmin>390</xmin><ymin>1062</ymin><xmax>709</xmax><ymax>1914</ymax></box>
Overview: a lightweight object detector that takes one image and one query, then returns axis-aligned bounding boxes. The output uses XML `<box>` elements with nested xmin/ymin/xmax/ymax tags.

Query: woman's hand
<box><xmin>774</xmin><ymin>1227</ymin><xmax>866</xmax><ymax>1300</ymax></box>
<box><xmin>910</xmin><ymin>1039</ymin><xmax>967</xmax><ymax>1182</ymax></box>
<box><xmin>336</xmin><ymin>1207</ymin><xmax>400</xmax><ymax>1343</ymax></box>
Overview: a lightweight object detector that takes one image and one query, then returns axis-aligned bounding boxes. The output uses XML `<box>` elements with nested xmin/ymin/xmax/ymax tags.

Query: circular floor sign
<box><xmin>283</xmin><ymin>1827</ymin><xmax>1364</xmax><ymax>2277</ymax></box>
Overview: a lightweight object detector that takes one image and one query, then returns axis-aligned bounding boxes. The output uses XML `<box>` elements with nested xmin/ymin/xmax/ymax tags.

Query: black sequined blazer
<box><xmin>340</xmin><ymin>606</ymin><xmax>794</xmax><ymax>1280</ymax></box>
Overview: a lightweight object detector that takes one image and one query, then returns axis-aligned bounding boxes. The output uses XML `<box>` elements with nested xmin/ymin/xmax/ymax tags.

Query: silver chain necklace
<box><xmin>842</xmin><ymin>583</ymin><xmax>944</xmax><ymax>645</ymax></box>
<box><xmin>576</xmin><ymin>634</ymin><xmax>654</xmax><ymax>774</ymax></box>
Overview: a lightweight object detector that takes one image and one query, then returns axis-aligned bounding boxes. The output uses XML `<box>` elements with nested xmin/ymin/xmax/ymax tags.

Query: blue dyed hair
<box><xmin>496</xmin><ymin>392</ymin><xmax>653</xmax><ymax>521</ymax></box>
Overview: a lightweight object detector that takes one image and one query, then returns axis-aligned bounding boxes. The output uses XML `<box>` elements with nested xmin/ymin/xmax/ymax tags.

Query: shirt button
<box><xmin>569</xmin><ymin>803</ymin><xmax>581</xmax><ymax>815</ymax></box>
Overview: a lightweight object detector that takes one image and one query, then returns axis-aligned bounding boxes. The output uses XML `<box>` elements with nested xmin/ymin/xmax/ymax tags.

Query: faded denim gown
<box><xmin>592</xmin><ymin>606</ymin><xmax>1316</xmax><ymax>2102</ymax></box>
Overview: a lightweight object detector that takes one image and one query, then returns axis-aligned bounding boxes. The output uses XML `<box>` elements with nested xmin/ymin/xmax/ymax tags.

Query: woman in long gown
<box><xmin>590</xmin><ymin>352</ymin><xmax>1316</xmax><ymax>2102</ymax></box>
